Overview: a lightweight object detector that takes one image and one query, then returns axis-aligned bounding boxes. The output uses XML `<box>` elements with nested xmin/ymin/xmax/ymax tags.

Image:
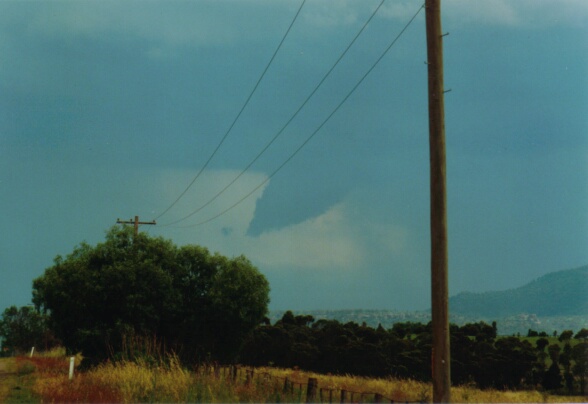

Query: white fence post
<box><xmin>30</xmin><ymin>347</ymin><xmax>35</xmax><ymax>357</ymax></box>
<box><xmin>69</xmin><ymin>356</ymin><xmax>75</xmax><ymax>380</ymax></box>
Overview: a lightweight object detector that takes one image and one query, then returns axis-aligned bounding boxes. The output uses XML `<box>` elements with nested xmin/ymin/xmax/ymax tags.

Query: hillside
<box><xmin>269</xmin><ymin>265</ymin><xmax>588</xmax><ymax>335</ymax></box>
<box><xmin>449</xmin><ymin>265</ymin><xmax>588</xmax><ymax>317</ymax></box>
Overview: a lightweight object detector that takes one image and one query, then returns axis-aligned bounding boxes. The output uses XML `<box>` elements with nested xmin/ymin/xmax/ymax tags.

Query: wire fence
<box><xmin>196</xmin><ymin>363</ymin><xmax>426</xmax><ymax>403</ymax></box>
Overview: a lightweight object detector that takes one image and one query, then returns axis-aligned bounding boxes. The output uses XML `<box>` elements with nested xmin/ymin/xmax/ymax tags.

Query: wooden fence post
<box><xmin>283</xmin><ymin>377</ymin><xmax>290</xmax><ymax>393</ymax></box>
<box><xmin>341</xmin><ymin>389</ymin><xmax>347</xmax><ymax>403</ymax></box>
<box><xmin>306</xmin><ymin>377</ymin><xmax>318</xmax><ymax>403</ymax></box>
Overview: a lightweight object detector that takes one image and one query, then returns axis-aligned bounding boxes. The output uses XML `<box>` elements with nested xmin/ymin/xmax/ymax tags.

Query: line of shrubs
<box><xmin>239</xmin><ymin>311</ymin><xmax>588</xmax><ymax>394</ymax></box>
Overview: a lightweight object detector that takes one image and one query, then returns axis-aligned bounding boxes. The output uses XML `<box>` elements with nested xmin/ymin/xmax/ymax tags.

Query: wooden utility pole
<box><xmin>425</xmin><ymin>0</ymin><xmax>450</xmax><ymax>402</ymax></box>
<box><xmin>116</xmin><ymin>216</ymin><xmax>156</xmax><ymax>236</ymax></box>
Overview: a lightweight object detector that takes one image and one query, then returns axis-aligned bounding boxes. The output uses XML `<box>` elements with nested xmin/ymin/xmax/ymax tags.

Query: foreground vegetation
<box><xmin>1</xmin><ymin>349</ymin><xmax>586</xmax><ymax>403</ymax></box>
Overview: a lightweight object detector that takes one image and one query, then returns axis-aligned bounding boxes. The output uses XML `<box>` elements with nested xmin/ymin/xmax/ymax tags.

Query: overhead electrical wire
<box><xmin>161</xmin><ymin>0</ymin><xmax>386</xmax><ymax>227</ymax></box>
<box><xmin>176</xmin><ymin>2</ymin><xmax>425</xmax><ymax>228</ymax></box>
<box><xmin>153</xmin><ymin>0</ymin><xmax>307</xmax><ymax>222</ymax></box>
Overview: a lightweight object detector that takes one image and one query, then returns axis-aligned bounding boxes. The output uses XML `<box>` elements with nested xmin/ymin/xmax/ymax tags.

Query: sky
<box><xmin>1</xmin><ymin>0</ymin><xmax>587</xmax><ymax>313</ymax></box>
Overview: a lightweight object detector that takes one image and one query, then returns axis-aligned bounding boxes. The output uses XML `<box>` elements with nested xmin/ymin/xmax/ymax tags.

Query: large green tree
<box><xmin>32</xmin><ymin>226</ymin><xmax>270</xmax><ymax>364</ymax></box>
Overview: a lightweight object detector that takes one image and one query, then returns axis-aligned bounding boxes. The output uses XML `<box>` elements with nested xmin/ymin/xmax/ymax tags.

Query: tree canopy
<box><xmin>32</xmin><ymin>226</ymin><xmax>270</xmax><ymax>364</ymax></box>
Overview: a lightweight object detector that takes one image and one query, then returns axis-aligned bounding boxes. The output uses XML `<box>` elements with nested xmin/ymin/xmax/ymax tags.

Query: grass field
<box><xmin>0</xmin><ymin>349</ymin><xmax>586</xmax><ymax>403</ymax></box>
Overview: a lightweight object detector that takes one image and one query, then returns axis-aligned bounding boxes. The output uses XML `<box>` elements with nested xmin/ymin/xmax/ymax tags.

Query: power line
<box><xmin>153</xmin><ymin>0</ymin><xmax>306</xmax><ymax>222</ymax></box>
<box><xmin>175</xmin><ymin>2</ymin><xmax>425</xmax><ymax>229</ymax></box>
<box><xmin>161</xmin><ymin>0</ymin><xmax>386</xmax><ymax>227</ymax></box>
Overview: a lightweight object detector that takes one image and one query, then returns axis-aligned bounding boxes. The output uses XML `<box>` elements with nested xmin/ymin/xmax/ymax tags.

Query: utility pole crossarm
<box><xmin>116</xmin><ymin>215</ymin><xmax>156</xmax><ymax>236</ymax></box>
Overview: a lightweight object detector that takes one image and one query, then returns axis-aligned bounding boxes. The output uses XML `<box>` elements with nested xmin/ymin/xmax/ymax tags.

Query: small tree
<box><xmin>536</xmin><ymin>337</ymin><xmax>549</xmax><ymax>352</ymax></box>
<box><xmin>548</xmin><ymin>344</ymin><xmax>561</xmax><ymax>364</ymax></box>
<box><xmin>558</xmin><ymin>330</ymin><xmax>574</xmax><ymax>343</ymax></box>
<box><xmin>542</xmin><ymin>362</ymin><xmax>563</xmax><ymax>391</ymax></box>
<box><xmin>574</xmin><ymin>328</ymin><xmax>588</xmax><ymax>340</ymax></box>
<box><xmin>571</xmin><ymin>342</ymin><xmax>588</xmax><ymax>394</ymax></box>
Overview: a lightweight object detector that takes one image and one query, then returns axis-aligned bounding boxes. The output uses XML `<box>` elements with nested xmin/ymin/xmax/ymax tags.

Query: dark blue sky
<box><xmin>1</xmin><ymin>0</ymin><xmax>587</xmax><ymax>312</ymax></box>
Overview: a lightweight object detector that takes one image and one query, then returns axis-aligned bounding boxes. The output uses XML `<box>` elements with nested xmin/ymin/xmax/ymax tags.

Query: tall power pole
<box><xmin>425</xmin><ymin>0</ymin><xmax>450</xmax><ymax>402</ymax></box>
<box><xmin>116</xmin><ymin>216</ymin><xmax>156</xmax><ymax>236</ymax></box>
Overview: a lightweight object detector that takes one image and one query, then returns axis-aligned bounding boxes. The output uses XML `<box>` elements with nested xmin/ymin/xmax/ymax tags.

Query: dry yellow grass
<box><xmin>25</xmin><ymin>355</ymin><xmax>588</xmax><ymax>403</ymax></box>
<box><xmin>33</xmin><ymin>355</ymin><xmax>195</xmax><ymax>403</ymax></box>
<box><xmin>257</xmin><ymin>366</ymin><xmax>587</xmax><ymax>403</ymax></box>
<box><xmin>255</xmin><ymin>366</ymin><xmax>431</xmax><ymax>402</ymax></box>
<box><xmin>451</xmin><ymin>384</ymin><xmax>586</xmax><ymax>403</ymax></box>
<box><xmin>92</xmin><ymin>356</ymin><xmax>192</xmax><ymax>402</ymax></box>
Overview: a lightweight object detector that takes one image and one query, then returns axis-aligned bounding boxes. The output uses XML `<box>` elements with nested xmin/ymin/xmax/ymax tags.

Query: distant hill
<box><xmin>269</xmin><ymin>265</ymin><xmax>588</xmax><ymax>336</ymax></box>
<box><xmin>449</xmin><ymin>265</ymin><xmax>588</xmax><ymax>317</ymax></box>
